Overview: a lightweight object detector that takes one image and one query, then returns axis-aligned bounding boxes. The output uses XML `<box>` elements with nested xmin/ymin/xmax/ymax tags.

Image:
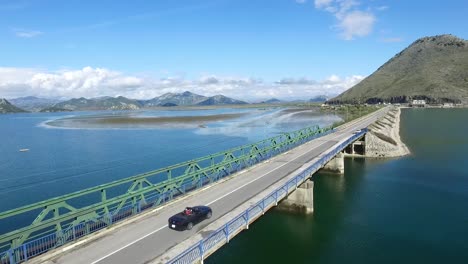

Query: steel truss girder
<box><xmin>0</xmin><ymin>124</ymin><xmax>329</xmax><ymax>249</ymax></box>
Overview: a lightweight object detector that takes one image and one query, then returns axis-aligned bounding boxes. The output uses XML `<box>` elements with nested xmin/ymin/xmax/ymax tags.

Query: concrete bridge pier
<box><xmin>277</xmin><ymin>179</ymin><xmax>314</xmax><ymax>214</ymax></box>
<box><xmin>321</xmin><ymin>152</ymin><xmax>345</xmax><ymax>174</ymax></box>
<box><xmin>344</xmin><ymin>136</ymin><xmax>366</xmax><ymax>156</ymax></box>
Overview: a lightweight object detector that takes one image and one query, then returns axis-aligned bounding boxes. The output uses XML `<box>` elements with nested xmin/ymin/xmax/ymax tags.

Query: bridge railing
<box><xmin>0</xmin><ymin>126</ymin><xmax>336</xmax><ymax>264</ymax></box>
<box><xmin>167</xmin><ymin>129</ymin><xmax>368</xmax><ymax>264</ymax></box>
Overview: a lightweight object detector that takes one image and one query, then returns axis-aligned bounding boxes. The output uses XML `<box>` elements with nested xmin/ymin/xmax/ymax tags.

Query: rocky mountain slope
<box><xmin>197</xmin><ymin>95</ymin><xmax>247</xmax><ymax>106</ymax></box>
<box><xmin>329</xmin><ymin>34</ymin><xmax>468</xmax><ymax>104</ymax></box>
<box><xmin>0</xmin><ymin>98</ymin><xmax>27</xmax><ymax>113</ymax></box>
<box><xmin>53</xmin><ymin>96</ymin><xmax>141</xmax><ymax>111</ymax></box>
<box><xmin>142</xmin><ymin>91</ymin><xmax>208</xmax><ymax>107</ymax></box>
<box><xmin>9</xmin><ymin>96</ymin><xmax>63</xmax><ymax>111</ymax></box>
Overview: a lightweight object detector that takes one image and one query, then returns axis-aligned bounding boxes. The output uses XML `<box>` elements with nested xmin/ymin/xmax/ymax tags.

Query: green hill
<box><xmin>329</xmin><ymin>34</ymin><xmax>468</xmax><ymax>104</ymax></box>
<box><xmin>0</xmin><ymin>99</ymin><xmax>27</xmax><ymax>114</ymax></box>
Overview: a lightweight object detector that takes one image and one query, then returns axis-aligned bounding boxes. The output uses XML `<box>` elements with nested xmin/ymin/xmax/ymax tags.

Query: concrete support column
<box><xmin>322</xmin><ymin>152</ymin><xmax>345</xmax><ymax>174</ymax></box>
<box><xmin>277</xmin><ymin>179</ymin><xmax>314</xmax><ymax>214</ymax></box>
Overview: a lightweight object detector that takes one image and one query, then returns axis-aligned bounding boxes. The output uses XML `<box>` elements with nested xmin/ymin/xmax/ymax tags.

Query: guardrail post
<box><xmin>262</xmin><ymin>199</ymin><xmax>265</xmax><ymax>215</ymax></box>
<box><xmin>199</xmin><ymin>241</ymin><xmax>205</xmax><ymax>264</ymax></box>
<box><xmin>85</xmin><ymin>221</ymin><xmax>90</xmax><ymax>236</ymax></box>
<box><xmin>224</xmin><ymin>224</ymin><xmax>230</xmax><ymax>243</ymax></box>
<box><xmin>108</xmin><ymin>212</ymin><xmax>113</xmax><ymax>225</ymax></box>
<box><xmin>72</xmin><ymin>224</ymin><xmax>76</xmax><ymax>241</ymax></box>
<box><xmin>57</xmin><ymin>230</ymin><xmax>64</xmax><ymax>247</ymax></box>
<box><xmin>8</xmin><ymin>249</ymin><xmax>15</xmax><ymax>264</ymax></box>
<box><xmin>22</xmin><ymin>244</ymin><xmax>27</xmax><ymax>262</ymax></box>
<box><xmin>275</xmin><ymin>191</ymin><xmax>278</xmax><ymax>206</ymax></box>
<box><xmin>245</xmin><ymin>210</ymin><xmax>249</xmax><ymax>229</ymax></box>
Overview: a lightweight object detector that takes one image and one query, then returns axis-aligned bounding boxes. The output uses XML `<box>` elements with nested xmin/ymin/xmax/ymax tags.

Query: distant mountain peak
<box><xmin>53</xmin><ymin>96</ymin><xmax>141</xmax><ymax>111</ymax></box>
<box><xmin>196</xmin><ymin>95</ymin><xmax>247</xmax><ymax>106</ymax></box>
<box><xmin>0</xmin><ymin>98</ymin><xmax>28</xmax><ymax>113</ymax></box>
<box><xmin>412</xmin><ymin>34</ymin><xmax>465</xmax><ymax>46</ymax></box>
<box><xmin>263</xmin><ymin>98</ymin><xmax>282</xmax><ymax>104</ymax></box>
<box><xmin>15</xmin><ymin>96</ymin><xmax>39</xmax><ymax>100</ymax></box>
<box><xmin>8</xmin><ymin>96</ymin><xmax>63</xmax><ymax>112</ymax></box>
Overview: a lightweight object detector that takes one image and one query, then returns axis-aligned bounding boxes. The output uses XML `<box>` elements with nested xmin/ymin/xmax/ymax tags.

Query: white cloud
<box><xmin>313</xmin><ymin>0</ymin><xmax>377</xmax><ymax>40</ymax></box>
<box><xmin>314</xmin><ymin>0</ymin><xmax>333</xmax><ymax>9</ymax></box>
<box><xmin>338</xmin><ymin>11</ymin><xmax>375</xmax><ymax>40</ymax></box>
<box><xmin>13</xmin><ymin>29</ymin><xmax>43</xmax><ymax>38</ymax></box>
<box><xmin>0</xmin><ymin>67</ymin><xmax>364</xmax><ymax>102</ymax></box>
<box><xmin>275</xmin><ymin>78</ymin><xmax>316</xmax><ymax>85</ymax></box>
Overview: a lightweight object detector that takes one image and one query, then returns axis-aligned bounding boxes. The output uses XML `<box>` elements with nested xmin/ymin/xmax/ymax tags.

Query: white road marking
<box><xmin>90</xmin><ymin>111</ymin><xmax>386</xmax><ymax>263</ymax></box>
<box><xmin>90</xmin><ymin>225</ymin><xmax>167</xmax><ymax>264</ymax></box>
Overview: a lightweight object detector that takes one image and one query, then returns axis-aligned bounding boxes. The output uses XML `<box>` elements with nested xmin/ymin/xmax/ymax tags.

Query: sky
<box><xmin>0</xmin><ymin>0</ymin><xmax>467</xmax><ymax>102</ymax></box>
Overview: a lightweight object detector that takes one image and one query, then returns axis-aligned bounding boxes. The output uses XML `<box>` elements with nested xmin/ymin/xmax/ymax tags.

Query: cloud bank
<box><xmin>0</xmin><ymin>67</ymin><xmax>364</xmax><ymax>101</ymax></box>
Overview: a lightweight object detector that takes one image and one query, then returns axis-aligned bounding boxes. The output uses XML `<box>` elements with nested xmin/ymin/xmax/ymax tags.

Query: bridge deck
<box><xmin>29</xmin><ymin>107</ymin><xmax>389</xmax><ymax>264</ymax></box>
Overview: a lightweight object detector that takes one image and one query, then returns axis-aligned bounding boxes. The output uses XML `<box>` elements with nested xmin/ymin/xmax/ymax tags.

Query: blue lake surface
<box><xmin>0</xmin><ymin>108</ymin><xmax>340</xmax><ymax>213</ymax></box>
<box><xmin>207</xmin><ymin>108</ymin><xmax>468</xmax><ymax>264</ymax></box>
<box><xmin>2</xmin><ymin>108</ymin><xmax>467</xmax><ymax>263</ymax></box>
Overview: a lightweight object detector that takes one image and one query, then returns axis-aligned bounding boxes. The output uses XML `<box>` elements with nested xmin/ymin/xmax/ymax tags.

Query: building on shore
<box><xmin>410</xmin><ymin>100</ymin><xmax>426</xmax><ymax>107</ymax></box>
<box><xmin>442</xmin><ymin>103</ymin><xmax>454</xmax><ymax>108</ymax></box>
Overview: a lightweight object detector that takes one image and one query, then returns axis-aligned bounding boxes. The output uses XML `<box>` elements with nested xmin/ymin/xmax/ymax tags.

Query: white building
<box><xmin>411</xmin><ymin>100</ymin><xmax>426</xmax><ymax>107</ymax></box>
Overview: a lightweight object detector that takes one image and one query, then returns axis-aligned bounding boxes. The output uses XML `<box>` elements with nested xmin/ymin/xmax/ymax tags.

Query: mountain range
<box><xmin>9</xmin><ymin>96</ymin><xmax>63</xmax><ymax>112</ymax></box>
<box><xmin>329</xmin><ymin>34</ymin><xmax>468</xmax><ymax>104</ymax></box>
<box><xmin>0</xmin><ymin>92</ymin><xmax>249</xmax><ymax>113</ymax></box>
<box><xmin>0</xmin><ymin>92</ymin><xmax>339</xmax><ymax>113</ymax></box>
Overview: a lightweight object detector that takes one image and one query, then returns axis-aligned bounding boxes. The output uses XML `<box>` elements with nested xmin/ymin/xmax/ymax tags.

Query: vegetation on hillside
<box><xmin>329</xmin><ymin>34</ymin><xmax>468</xmax><ymax>104</ymax></box>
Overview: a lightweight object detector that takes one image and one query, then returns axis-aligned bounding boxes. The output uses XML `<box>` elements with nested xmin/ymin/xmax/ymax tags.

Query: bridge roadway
<box><xmin>31</xmin><ymin>107</ymin><xmax>389</xmax><ymax>264</ymax></box>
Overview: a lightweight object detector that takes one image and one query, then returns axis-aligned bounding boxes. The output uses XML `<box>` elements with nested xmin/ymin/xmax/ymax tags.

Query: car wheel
<box><xmin>186</xmin><ymin>222</ymin><xmax>193</xmax><ymax>230</ymax></box>
<box><xmin>206</xmin><ymin>211</ymin><xmax>212</xmax><ymax>219</ymax></box>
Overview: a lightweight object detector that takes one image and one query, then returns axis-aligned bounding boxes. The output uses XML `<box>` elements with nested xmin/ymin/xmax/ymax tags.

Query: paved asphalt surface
<box><xmin>33</xmin><ymin>107</ymin><xmax>389</xmax><ymax>264</ymax></box>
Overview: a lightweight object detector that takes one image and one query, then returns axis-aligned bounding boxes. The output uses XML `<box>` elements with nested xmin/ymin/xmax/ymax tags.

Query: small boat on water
<box><xmin>19</xmin><ymin>149</ymin><xmax>30</xmax><ymax>152</ymax></box>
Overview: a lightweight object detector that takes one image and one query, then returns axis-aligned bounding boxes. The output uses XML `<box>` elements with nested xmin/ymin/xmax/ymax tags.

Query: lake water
<box><xmin>206</xmin><ymin>108</ymin><xmax>468</xmax><ymax>264</ymax></box>
<box><xmin>0</xmin><ymin>107</ymin><xmax>340</xmax><ymax>214</ymax></box>
<box><xmin>3</xmin><ymin>108</ymin><xmax>466</xmax><ymax>263</ymax></box>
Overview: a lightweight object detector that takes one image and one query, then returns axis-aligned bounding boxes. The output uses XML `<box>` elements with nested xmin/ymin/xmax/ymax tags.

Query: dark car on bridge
<box><xmin>168</xmin><ymin>206</ymin><xmax>212</xmax><ymax>231</ymax></box>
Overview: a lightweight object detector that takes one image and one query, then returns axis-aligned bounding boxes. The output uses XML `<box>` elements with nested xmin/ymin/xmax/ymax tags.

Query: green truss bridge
<box><xmin>0</xmin><ymin>123</ymin><xmax>335</xmax><ymax>264</ymax></box>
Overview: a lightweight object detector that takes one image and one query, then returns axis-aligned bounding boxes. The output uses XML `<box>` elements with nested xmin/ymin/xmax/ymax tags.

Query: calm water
<box><xmin>207</xmin><ymin>108</ymin><xmax>468</xmax><ymax>264</ymax></box>
<box><xmin>0</xmin><ymin>107</ymin><xmax>340</xmax><ymax>232</ymax></box>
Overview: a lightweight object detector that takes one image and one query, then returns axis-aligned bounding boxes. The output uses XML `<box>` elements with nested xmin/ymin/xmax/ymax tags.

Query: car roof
<box><xmin>191</xmin><ymin>205</ymin><xmax>208</xmax><ymax>210</ymax></box>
